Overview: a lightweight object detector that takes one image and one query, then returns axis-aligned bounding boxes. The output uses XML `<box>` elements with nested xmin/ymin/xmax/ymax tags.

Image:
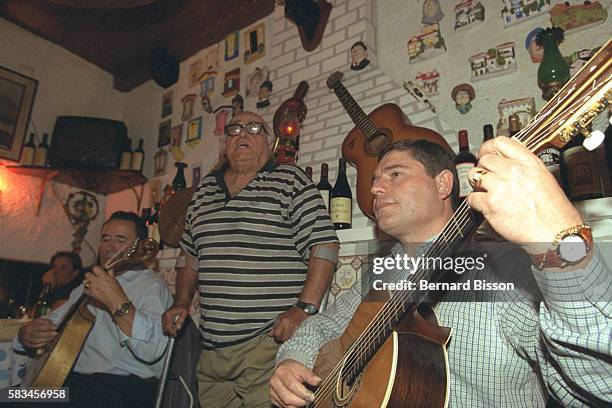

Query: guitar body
<box><xmin>21</xmin><ymin>301</ymin><xmax>95</xmax><ymax>387</ymax></box>
<box><xmin>313</xmin><ymin>290</ymin><xmax>451</xmax><ymax>408</ymax></box>
<box><xmin>340</xmin><ymin>103</ymin><xmax>451</xmax><ymax>220</ymax></box>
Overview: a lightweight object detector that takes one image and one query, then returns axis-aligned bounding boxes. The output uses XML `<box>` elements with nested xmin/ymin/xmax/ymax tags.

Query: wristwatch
<box><xmin>530</xmin><ymin>224</ymin><xmax>593</xmax><ymax>269</ymax></box>
<box><xmin>112</xmin><ymin>301</ymin><xmax>132</xmax><ymax>318</ymax></box>
<box><xmin>295</xmin><ymin>301</ymin><xmax>318</xmax><ymax>315</ymax></box>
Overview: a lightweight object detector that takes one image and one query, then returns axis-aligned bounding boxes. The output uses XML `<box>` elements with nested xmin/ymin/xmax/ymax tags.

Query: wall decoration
<box><xmin>224</xmin><ymin>30</ymin><xmax>239</xmax><ymax>61</ymax></box>
<box><xmin>214</xmin><ymin>109</ymin><xmax>230</xmax><ymax>135</ymax></box>
<box><xmin>63</xmin><ymin>191</ymin><xmax>99</xmax><ymax>254</ymax></box>
<box><xmin>566</xmin><ymin>46</ymin><xmax>600</xmax><ymax>76</ymax></box>
<box><xmin>232</xmin><ymin>94</ymin><xmax>244</xmax><ymax>116</ymax></box>
<box><xmin>402</xmin><ymin>81</ymin><xmax>437</xmax><ymax>113</ymax></box>
<box><xmin>350</xmin><ymin>41</ymin><xmax>370</xmax><ymax>71</ymax></box>
<box><xmin>223</xmin><ymin>68</ymin><xmax>240</xmax><ymax>97</ymax></box>
<box><xmin>181</xmin><ymin>94</ymin><xmax>197</xmax><ymax>121</ymax></box>
<box><xmin>154</xmin><ymin>148</ymin><xmax>168</xmax><ymax>177</ymax></box>
<box><xmin>454</xmin><ymin>0</ymin><xmax>485</xmax><ymax>30</ymax></box>
<box><xmin>496</xmin><ymin>97</ymin><xmax>536</xmax><ymax>136</ymax></box>
<box><xmin>192</xmin><ymin>166</ymin><xmax>201</xmax><ymax>188</ymax></box>
<box><xmin>188</xmin><ymin>59</ymin><xmax>203</xmax><ymax>88</ymax></box>
<box><xmin>199</xmin><ymin>70</ymin><xmax>216</xmax><ymax>101</ymax></box>
<box><xmin>501</xmin><ymin>0</ymin><xmax>552</xmax><ymax>27</ymax></box>
<box><xmin>422</xmin><ymin>0</ymin><xmax>444</xmax><ymax>24</ymax></box>
<box><xmin>407</xmin><ymin>24</ymin><xmax>447</xmax><ymax>63</ymax></box>
<box><xmin>204</xmin><ymin>44</ymin><xmax>220</xmax><ymax>70</ymax></box>
<box><xmin>170</xmin><ymin>124</ymin><xmax>183</xmax><ymax>148</ymax></box>
<box><xmin>186</xmin><ymin>117</ymin><xmax>202</xmax><ymax>143</ymax></box>
<box><xmin>525</xmin><ymin>27</ymin><xmax>544</xmax><ymax>63</ymax></box>
<box><xmin>549</xmin><ymin>1</ymin><xmax>607</xmax><ymax>32</ymax></box>
<box><xmin>149</xmin><ymin>178</ymin><xmax>162</xmax><ymax>206</ymax></box>
<box><xmin>415</xmin><ymin>70</ymin><xmax>440</xmax><ymax>96</ymax></box>
<box><xmin>285</xmin><ymin>0</ymin><xmax>332</xmax><ymax>52</ymax></box>
<box><xmin>470</xmin><ymin>42</ymin><xmax>517</xmax><ymax>81</ymax></box>
<box><xmin>451</xmin><ymin>83</ymin><xmax>475</xmax><ymax>115</ymax></box>
<box><xmin>246</xmin><ymin>66</ymin><xmax>269</xmax><ymax>98</ymax></box>
<box><xmin>0</xmin><ymin>65</ymin><xmax>38</xmax><ymax>162</ymax></box>
<box><xmin>158</xmin><ymin>119</ymin><xmax>171</xmax><ymax>147</ymax></box>
<box><xmin>161</xmin><ymin>90</ymin><xmax>173</xmax><ymax>118</ymax></box>
<box><xmin>201</xmin><ymin>95</ymin><xmax>213</xmax><ymax>113</ymax></box>
<box><xmin>244</xmin><ymin>23</ymin><xmax>265</xmax><ymax>64</ymax></box>
<box><xmin>256</xmin><ymin>80</ymin><xmax>273</xmax><ymax>109</ymax></box>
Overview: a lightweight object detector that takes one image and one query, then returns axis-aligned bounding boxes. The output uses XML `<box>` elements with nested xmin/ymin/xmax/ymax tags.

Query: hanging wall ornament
<box><xmin>422</xmin><ymin>0</ymin><xmax>444</xmax><ymax>24</ymax></box>
<box><xmin>224</xmin><ymin>30</ymin><xmax>239</xmax><ymax>61</ymax></box>
<box><xmin>200</xmin><ymin>95</ymin><xmax>213</xmax><ymax>113</ymax></box>
<box><xmin>244</xmin><ymin>23</ymin><xmax>266</xmax><ymax>64</ymax></box>
<box><xmin>407</xmin><ymin>23</ymin><xmax>447</xmax><ymax>63</ymax></box>
<box><xmin>415</xmin><ymin>70</ymin><xmax>440</xmax><ymax>96</ymax></box>
<box><xmin>501</xmin><ymin>0</ymin><xmax>551</xmax><ymax>27</ymax></box>
<box><xmin>214</xmin><ymin>109</ymin><xmax>231</xmax><ymax>136</ymax></box>
<box><xmin>549</xmin><ymin>1</ymin><xmax>607</xmax><ymax>32</ymax></box>
<box><xmin>223</xmin><ymin>68</ymin><xmax>240</xmax><ymax>97</ymax></box>
<box><xmin>525</xmin><ymin>27</ymin><xmax>544</xmax><ymax>63</ymax></box>
<box><xmin>247</xmin><ymin>67</ymin><xmax>269</xmax><ymax>98</ymax></box>
<box><xmin>181</xmin><ymin>94</ymin><xmax>197</xmax><ymax>121</ymax></box>
<box><xmin>349</xmin><ymin>41</ymin><xmax>370</xmax><ymax>71</ymax></box>
<box><xmin>470</xmin><ymin>42</ymin><xmax>517</xmax><ymax>81</ymax></box>
<box><xmin>451</xmin><ymin>83</ymin><xmax>475</xmax><ymax>115</ymax></box>
<box><xmin>256</xmin><ymin>80</ymin><xmax>273</xmax><ymax>110</ymax></box>
<box><xmin>566</xmin><ymin>46</ymin><xmax>601</xmax><ymax>77</ymax></box>
<box><xmin>188</xmin><ymin>59</ymin><xmax>202</xmax><ymax>88</ymax></box>
<box><xmin>454</xmin><ymin>0</ymin><xmax>485</xmax><ymax>30</ymax></box>
<box><xmin>232</xmin><ymin>94</ymin><xmax>244</xmax><ymax>116</ymax></box>
<box><xmin>402</xmin><ymin>81</ymin><xmax>437</xmax><ymax>113</ymax></box>
<box><xmin>284</xmin><ymin>0</ymin><xmax>332</xmax><ymax>52</ymax></box>
<box><xmin>536</xmin><ymin>27</ymin><xmax>569</xmax><ymax>101</ymax></box>
<box><xmin>161</xmin><ymin>90</ymin><xmax>173</xmax><ymax>118</ymax></box>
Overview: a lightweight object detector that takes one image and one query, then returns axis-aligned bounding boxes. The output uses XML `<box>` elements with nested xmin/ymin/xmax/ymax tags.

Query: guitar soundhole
<box><xmin>365</xmin><ymin>131</ymin><xmax>390</xmax><ymax>157</ymax></box>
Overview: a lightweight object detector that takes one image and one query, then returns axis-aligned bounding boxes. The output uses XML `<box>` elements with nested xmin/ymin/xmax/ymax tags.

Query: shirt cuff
<box><xmin>116</xmin><ymin>308</ymin><xmax>154</xmax><ymax>344</ymax></box>
<box><xmin>275</xmin><ymin>348</ymin><xmax>316</xmax><ymax>370</ymax></box>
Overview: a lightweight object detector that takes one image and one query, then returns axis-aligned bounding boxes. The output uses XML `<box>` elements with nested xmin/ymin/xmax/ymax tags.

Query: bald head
<box><xmin>224</xmin><ymin>111</ymin><xmax>274</xmax><ymax>173</ymax></box>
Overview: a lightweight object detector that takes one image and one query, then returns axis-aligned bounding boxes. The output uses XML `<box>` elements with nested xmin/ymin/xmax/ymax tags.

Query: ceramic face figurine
<box><xmin>201</xmin><ymin>95</ymin><xmax>213</xmax><ymax>113</ymax></box>
<box><xmin>451</xmin><ymin>83</ymin><xmax>475</xmax><ymax>114</ymax></box>
<box><xmin>525</xmin><ymin>27</ymin><xmax>544</xmax><ymax>63</ymax></box>
<box><xmin>257</xmin><ymin>80</ymin><xmax>273</xmax><ymax>109</ymax></box>
<box><xmin>422</xmin><ymin>0</ymin><xmax>444</xmax><ymax>24</ymax></box>
<box><xmin>231</xmin><ymin>94</ymin><xmax>244</xmax><ymax>116</ymax></box>
<box><xmin>350</xmin><ymin>41</ymin><xmax>370</xmax><ymax>71</ymax></box>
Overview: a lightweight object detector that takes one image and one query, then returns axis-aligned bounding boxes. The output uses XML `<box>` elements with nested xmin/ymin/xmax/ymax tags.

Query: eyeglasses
<box><xmin>225</xmin><ymin>121</ymin><xmax>266</xmax><ymax>137</ymax></box>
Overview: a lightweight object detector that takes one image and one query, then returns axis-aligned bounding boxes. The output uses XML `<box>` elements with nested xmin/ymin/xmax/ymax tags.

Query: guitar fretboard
<box><xmin>331</xmin><ymin>82</ymin><xmax>378</xmax><ymax>140</ymax></box>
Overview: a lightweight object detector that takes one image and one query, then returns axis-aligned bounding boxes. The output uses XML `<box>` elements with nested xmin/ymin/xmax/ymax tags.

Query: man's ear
<box><xmin>435</xmin><ymin>169</ymin><xmax>453</xmax><ymax>200</ymax></box>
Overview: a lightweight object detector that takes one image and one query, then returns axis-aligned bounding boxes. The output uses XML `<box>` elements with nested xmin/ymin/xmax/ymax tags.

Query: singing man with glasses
<box><xmin>162</xmin><ymin>111</ymin><xmax>339</xmax><ymax>408</ymax></box>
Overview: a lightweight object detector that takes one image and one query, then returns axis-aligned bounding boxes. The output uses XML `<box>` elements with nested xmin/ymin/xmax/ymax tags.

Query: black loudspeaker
<box><xmin>49</xmin><ymin>116</ymin><xmax>129</xmax><ymax>169</ymax></box>
<box><xmin>149</xmin><ymin>47</ymin><xmax>179</xmax><ymax>89</ymax></box>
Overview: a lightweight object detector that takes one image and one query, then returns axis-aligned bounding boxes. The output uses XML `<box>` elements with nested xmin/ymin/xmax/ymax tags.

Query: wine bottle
<box><xmin>316</xmin><ymin>163</ymin><xmax>332</xmax><ymax>210</ymax></box>
<box><xmin>454</xmin><ymin>130</ymin><xmax>477</xmax><ymax>199</ymax></box>
<box><xmin>21</xmin><ymin>133</ymin><xmax>36</xmax><ymax>165</ymax></box>
<box><xmin>483</xmin><ymin>124</ymin><xmax>494</xmax><ymax>142</ymax></box>
<box><xmin>131</xmin><ymin>138</ymin><xmax>145</xmax><ymax>172</ymax></box>
<box><xmin>119</xmin><ymin>139</ymin><xmax>132</xmax><ymax>170</ymax></box>
<box><xmin>305</xmin><ymin>166</ymin><xmax>313</xmax><ymax>181</ymax></box>
<box><xmin>33</xmin><ymin>283</ymin><xmax>52</xmax><ymax>318</ymax></box>
<box><xmin>561</xmin><ymin>132</ymin><xmax>605</xmax><ymax>201</ymax></box>
<box><xmin>508</xmin><ymin>113</ymin><xmax>520</xmax><ymax>137</ymax></box>
<box><xmin>172</xmin><ymin>162</ymin><xmax>188</xmax><ymax>191</ymax></box>
<box><xmin>33</xmin><ymin>133</ymin><xmax>49</xmax><ymax>167</ymax></box>
<box><xmin>330</xmin><ymin>158</ymin><xmax>352</xmax><ymax>230</ymax></box>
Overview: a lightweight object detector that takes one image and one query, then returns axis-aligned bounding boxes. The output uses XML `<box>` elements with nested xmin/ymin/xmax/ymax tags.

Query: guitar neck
<box><xmin>331</xmin><ymin>82</ymin><xmax>378</xmax><ymax>139</ymax></box>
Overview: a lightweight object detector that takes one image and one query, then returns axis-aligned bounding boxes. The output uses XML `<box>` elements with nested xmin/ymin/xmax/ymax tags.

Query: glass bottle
<box><xmin>454</xmin><ymin>130</ymin><xmax>478</xmax><ymax>199</ymax></box>
<box><xmin>316</xmin><ymin>163</ymin><xmax>332</xmax><ymax>210</ymax></box>
<box><xmin>537</xmin><ymin>27</ymin><xmax>570</xmax><ymax>101</ymax></box>
<box><xmin>330</xmin><ymin>159</ymin><xmax>352</xmax><ymax>230</ymax></box>
<box><xmin>119</xmin><ymin>139</ymin><xmax>132</xmax><ymax>170</ymax></box>
<box><xmin>131</xmin><ymin>138</ymin><xmax>145</xmax><ymax>172</ymax></box>
<box><xmin>172</xmin><ymin>162</ymin><xmax>188</xmax><ymax>191</ymax></box>
<box><xmin>33</xmin><ymin>133</ymin><xmax>49</xmax><ymax>167</ymax></box>
<box><xmin>33</xmin><ymin>283</ymin><xmax>52</xmax><ymax>318</ymax></box>
<box><xmin>482</xmin><ymin>124</ymin><xmax>494</xmax><ymax>142</ymax></box>
<box><xmin>21</xmin><ymin>133</ymin><xmax>36</xmax><ymax>165</ymax></box>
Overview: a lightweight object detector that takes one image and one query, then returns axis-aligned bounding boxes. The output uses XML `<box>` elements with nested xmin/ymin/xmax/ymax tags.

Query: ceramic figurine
<box><xmin>454</xmin><ymin>0</ymin><xmax>485</xmax><ymax>30</ymax></box>
<box><xmin>181</xmin><ymin>94</ymin><xmax>197</xmax><ymax>121</ymax></box>
<box><xmin>257</xmin><ymin>80</ymin><xmax>273</xmax><ymax>109</ymax></box>
<box><xmin>525</xmin><ymin>27</ymin><xmax>544</xmax><ymax>63</ymax></box>
<box><xmin>201</xmin><ymin>95</ymin><xmax>213</xmax><ymax>113</ymax></box>
<box><xmin>451</xmin><ymin>83</ymin><xmax>475</xmax><ymax>114</ymax></box>
<box><xmin>549</xmin><ymin>1</ymin><xmax>607</xmax><ymax>32</ymax></box>
<box><xmin>232</xmin><ymin>94</ymin><xmax>244</xmax><ymax>116</ymax></box>
<box><xmin>407</xmin><ymin>23</ymin><xmax>447</xmax><ymax>63</ymax></box>
<box><xmin>470</xmin><ymin>42</ymin><xmax>517</xmax><ymax>81</ymax></box>
<box><xmin>350</xmin><ymin>41</ymin><xmax>370</xmax><ymax>71</ymax></box>
<box><xmin>422</xmin><ymin>0</ymin><xmax>444</xmax><ymax>24</ymax></box>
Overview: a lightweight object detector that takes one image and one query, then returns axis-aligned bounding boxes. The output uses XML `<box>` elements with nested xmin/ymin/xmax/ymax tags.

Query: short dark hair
<box><xmin>379</xmin><ymin>139</ymin><xmax>460</xmax><ymax>209</ymax></box>
<box><xmin>50</xmin><ymin>251</ymin><xmax>82</xmax><ymax>271</ymax></box>
<box><xmin>104</xmin><ymin>211</ymin><xmax>148</xmax><ymax>240</ymax></box>
<box><xmin>260</xmin><ymin>80</ymin><xmax>273</xmax><ymax>91</ymax></box>
<box><xmin>351</xmin><ymin>40</ymin><xmax>367</xmax><ymax>51</ymax></box>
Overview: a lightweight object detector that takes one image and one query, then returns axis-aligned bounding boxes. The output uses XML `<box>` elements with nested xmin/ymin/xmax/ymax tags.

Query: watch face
<box><xmin>559</xmin><ymin>235</ymin><xmax>587</xmax><ymax>263</ymax></box>
<box><xmin>303</xmin><ymin>304</ymin><xmax>317</xmax><ymax>315</ymax></box>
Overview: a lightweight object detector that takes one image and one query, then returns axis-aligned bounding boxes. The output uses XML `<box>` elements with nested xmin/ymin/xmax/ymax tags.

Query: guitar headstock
<box><xmin>327</xmin><ymin>71</ymin><xmax>344</xmax><ymax>89</ymax></box>
<box><xmin>516</xmin><ymin>40</ymin><xmax>611</xmax><ymax>155</ymax></box>
<box><xmin>104</xmin><ymin>238</ymin><xmax>159</xmax><ymax>271</ymax></box>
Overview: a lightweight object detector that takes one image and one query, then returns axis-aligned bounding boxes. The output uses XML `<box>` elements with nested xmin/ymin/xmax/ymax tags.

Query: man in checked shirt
<box><xmin>270</xmin><ymin>137</ymin><xmax>611</xmax><ymax>407</ymax></box>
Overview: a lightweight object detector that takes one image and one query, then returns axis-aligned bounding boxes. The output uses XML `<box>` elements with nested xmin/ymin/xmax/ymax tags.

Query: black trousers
<box><xmin>20</xmin><ymin>372</ymin><xmax>159</xmax><ymax>408</ymax></box>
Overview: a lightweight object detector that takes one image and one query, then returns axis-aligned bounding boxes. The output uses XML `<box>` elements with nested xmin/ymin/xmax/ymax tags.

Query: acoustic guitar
<box><xmin>21</xmin><ymin>237</ymin><xmax>159</xmax><ymax>388</ymax></box>
<box><xmin>326</xmin><ymin>72</ymin><xmax>452</xmax><ymax>220</ymax></box>
<box><xmin>311</xmin><ymin>42</ymin><xmax>611</xmax><ymax>407</ymax></box>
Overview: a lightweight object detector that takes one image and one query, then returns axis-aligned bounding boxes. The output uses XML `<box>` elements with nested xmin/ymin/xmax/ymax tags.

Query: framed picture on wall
<box><xmin>170</xmin><ymin>124</ymin><xmax>183</xmax><ymax>148</ymax></box>
<box><xmin>158</xmin><ymin>119</ymin><xmax>171</xmax><ymax>147</ymax></box>
<box><xmin>0</xmin><ymin>65</ymin><xmax>38</xmax><ymax>162</ymax></box>
<box><xmin>225</xmin><ymin>30</ymin><xmax>239</xmax><ymax>61</ymax></box>
<box><xmin>186</xmin><ymin>117</ymin><xmax>202</xmax><ymax>143</ymax></box>
<box><xmin>244</xmin><ymin>23</ymin><xmax>265</xmax><ymax>64</ymax></box>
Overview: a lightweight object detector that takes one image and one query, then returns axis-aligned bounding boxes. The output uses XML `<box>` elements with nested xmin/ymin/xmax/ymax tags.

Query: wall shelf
<box><xmin>5</xmin><ymin>166</ymin><xmax>147</xmax><ymax>214</ymax></box>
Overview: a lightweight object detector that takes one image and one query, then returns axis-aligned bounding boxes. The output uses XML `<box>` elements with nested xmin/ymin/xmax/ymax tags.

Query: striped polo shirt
<box><xmin>181</xmin><ymin>161</ymin><xmax>338</xmax><ymax>349</ymax></box>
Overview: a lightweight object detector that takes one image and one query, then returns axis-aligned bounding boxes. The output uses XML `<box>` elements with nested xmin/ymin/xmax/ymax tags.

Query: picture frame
<box><xmin>244</xmin><ymin>23</ymin><xmax>265</xmax><ymax>64</ymax></box>
<box><xmin>158</xmin><ymin>119</ymin><xmax>171</xmax><ymax>147</ymax></box>
<box><xmin>0</xmin><ymin>65</ymin><xmax>38</xmax><ymax>162</ymax></box>
<box><xmin>186</xmin><ymin>117</ymin><xmax>202</xmax><ymax>143</ymax></box>
<box><xmin>170</xmin><ymin>124</ymin><xmax>183</xmax><ymax>148</ymax></box>
<box><xmin>225</xmin><ymin>30</ymin><xmax>239</xmax><ymax>61</ymax></box>
<box><xmin>161</xmin><ymin>90</ymin><xmax>173</xmax><ymax>118</ymax></box>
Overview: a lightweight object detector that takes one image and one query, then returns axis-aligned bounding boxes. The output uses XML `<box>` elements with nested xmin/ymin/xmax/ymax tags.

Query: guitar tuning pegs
<box><xmin>582</xmin><ymin>130</ymin><xmax>605</xmax><ymax>151</ymax></box>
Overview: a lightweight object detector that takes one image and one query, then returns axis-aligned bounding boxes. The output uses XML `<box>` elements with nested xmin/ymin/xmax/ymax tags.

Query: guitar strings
<box><xmin>313</xmin><ymin>61</ymin><xmax>609</xmax><ymax>404</ymax></box>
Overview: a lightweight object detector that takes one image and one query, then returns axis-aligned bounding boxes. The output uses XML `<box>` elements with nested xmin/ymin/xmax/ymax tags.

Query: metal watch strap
<box><xmin>112</xmin><ymin>301</ymin><xmax>132</xmax><ymax>317</ymax></box>
<box><xmin>529</xmin><ymin>224</ymin><xmax>592</xmax><ymax>269</ymax></box>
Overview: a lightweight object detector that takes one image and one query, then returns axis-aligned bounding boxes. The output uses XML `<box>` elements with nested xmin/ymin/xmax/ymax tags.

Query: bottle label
<box><xmin>564</xmin><ymin>146</ymin><xmax>602</xmax><ymax>199</ymax></box>
<box><xmin>131</xmin><ymin>153</ymin><xmax>143</xmax><ymax>171</ymax></box>
<box><xmin>120</xmin><ymin>152</ymin><xmax>132</xmax><ymax>170</ymax></box>
<box><xmin>330</xmin><ymin>197</ymin><xmax>352</xmax><ymax>224</ymax></box>
<box><xmin>33</xmin><ymin>148</ymin><xmax>47</xmax><ymax>166</ymax></box>
<box><xmin>455</xmin><ymin>162</ymin><xmax>475</xmax><ymax>197</ymax></box>
<box><xmin>21</xmin><ymin>148</ymin><xmax>34</xmax><ymax>166</ymax></box>
<box><xmin>319</xmin><ymin>190</ymin><xmax>330</xmax><ymax>210</ymax></box>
